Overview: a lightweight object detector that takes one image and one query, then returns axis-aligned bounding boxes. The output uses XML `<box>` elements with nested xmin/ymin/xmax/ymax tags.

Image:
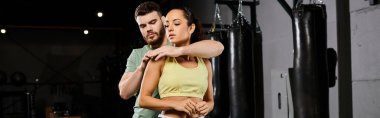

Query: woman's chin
<box><xmin>169</xmin><ymin>40</ymin><xmax>179</xmax><ymax>45</ymax></box>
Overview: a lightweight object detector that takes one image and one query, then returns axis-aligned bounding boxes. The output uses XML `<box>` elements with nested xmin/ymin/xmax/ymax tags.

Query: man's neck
<box><xmin>151</xmin><ymin>43</ymin><xmax>161</xmax><ymax>49</ymax></box>
<box><xmin>151</xmin><ymin>37</ymin><xmax>168</xmax><ymax>49</ymax></box>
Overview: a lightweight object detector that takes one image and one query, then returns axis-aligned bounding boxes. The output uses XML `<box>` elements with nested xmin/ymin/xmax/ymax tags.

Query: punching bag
<box><xmin>227</xmin><ymin>12</ymin><xmax>254</xmax><ymax>118</ymax></box>
<box><xmin>208</xmin><ymin>30</ymin><xmax>230</xmax><ymax>118</ymax></box>
<box><xmin>291</xmin><ymin>4</ymin><xmax>329</xmax><ymax>118</ymax></box>
<box><xmin>327</xmin><ymin>48</ymin><xmax>338</xmax><ymax>88</ymax></box>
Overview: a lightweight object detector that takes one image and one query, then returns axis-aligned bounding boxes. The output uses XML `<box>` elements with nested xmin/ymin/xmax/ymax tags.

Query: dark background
<box><xmin>0</xmin><ymin>0</ymin><xmax>172</xmax><ymax>118</ymax></box>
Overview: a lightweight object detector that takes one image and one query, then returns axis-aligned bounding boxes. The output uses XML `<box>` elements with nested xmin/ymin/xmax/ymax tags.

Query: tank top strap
<box><xmin>166</xmin><ymin>57</ymin><xmax>178</xmax><ymax>63</ymax></box>
<box><xmin>196</xmin><ymin>57</ymin><xmax>204</xmax><ymax>64</ymax></box>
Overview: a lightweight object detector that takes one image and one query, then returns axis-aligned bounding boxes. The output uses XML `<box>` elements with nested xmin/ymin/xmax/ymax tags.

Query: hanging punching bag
<box><xmin>207</xmin><ymin>30</ymin><xmax>230</xmax><ymax>118</ymax></box>
<box><xmin>327</xmin><ymin>48</ymin><xmax>338</xmax><ymax>88</ymax></box>
<box><xmin>227</xmin><ymin>13</ymin><xmax>254</xmax><ymax>118</ymax></box>
<box><xmin>291</xmin><ymin>4</ymin><xmax>329</xmax><ymax>118</ymax></box>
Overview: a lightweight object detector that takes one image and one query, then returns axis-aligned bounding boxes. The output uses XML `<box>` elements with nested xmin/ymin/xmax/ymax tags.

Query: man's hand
<box><xmin>138</xmin><ymin>51</ymin><xmax>153</xmax><ymax>70</ymax></box>
<box><xmin>146</xmin><ymin>46</ymin><xmax>183</xmax><ymax>61</ymax></box>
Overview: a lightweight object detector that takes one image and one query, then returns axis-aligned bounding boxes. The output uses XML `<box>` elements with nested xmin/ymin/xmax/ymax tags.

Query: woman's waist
<box><xmin>160</xmin><ymin>92</ymin><xmax>205</xmax><ymax>99</ymax></box>
<box><xmin>161</xmin><ymin>96</ymin><xmax>202</xmax><ymax>102</ymax></box>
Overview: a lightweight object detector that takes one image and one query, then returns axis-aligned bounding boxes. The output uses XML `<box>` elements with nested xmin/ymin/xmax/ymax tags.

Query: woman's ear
<box><xmin>161</xmin><ymin>16</ymin><xmax>166</xmax><ymax>25</ymax></box>
<box><xmin>189</xmin><ymin>23</ymin><xmax>195</xmax><ymax>34</ymax></box>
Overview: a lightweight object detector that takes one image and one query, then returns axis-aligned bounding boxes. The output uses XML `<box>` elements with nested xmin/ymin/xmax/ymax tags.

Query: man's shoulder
<box><xmin>130</xmin><ymin>45</ymin><xmax>150</xmax><ymax>55</ymax></box>
<box><xmin>131</xmin><ymin>47</ymin><xmax>145</xmax><ymax>52</ymax></box>
<box><xmin>133</xmin><ymin>45</ymin><xmax>150</xmax><ymax>52</ymax></box>
<box><xmin>133</xmin><ymin>45</ymin><xmax>146</xmax><ymax>50</ymax></box>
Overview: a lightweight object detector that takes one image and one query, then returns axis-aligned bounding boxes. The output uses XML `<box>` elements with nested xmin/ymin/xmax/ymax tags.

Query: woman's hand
<box><xmin>195</xmin><ymin>101</ymin><xmax>210</xmax><ymax>116</ymax></box>
<box><xmin>171</xmin><ymin>99</ymin><xmax>197</xmax><ymax>116</ymax></box>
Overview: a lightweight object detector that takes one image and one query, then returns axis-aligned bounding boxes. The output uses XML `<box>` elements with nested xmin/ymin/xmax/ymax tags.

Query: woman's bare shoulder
<box><xmin>147</xmin><ymin>57</ymin><xmax>167</xmax><ymax>68</ymax></box>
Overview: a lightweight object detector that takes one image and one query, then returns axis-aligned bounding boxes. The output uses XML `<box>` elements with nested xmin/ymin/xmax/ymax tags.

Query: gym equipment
<box><xmin>208</xmin><ymin>30</ymin><xmax>230</xmax><ymax>118</ymax></box>
<box><xmin>207</xmin><ymin>4</ymin><xmax>230</xmax><ymax>118</ymax></box>
<box><xmin>327</xmin><ymin>48</ymin><xmax>337</xmax><ymax>87</ymax></box>
<box><xmin>278</xmin><ymin>0</ymin><xmax>334</xmax><ymax>117</ymax></box>
<box><xmin>291</xmin><ymin>4</ymin><xmax>329</xmax><ymax>118</ymax></box>
<box><xmin>227</xmin><ymin>1</ymin><xmax>254</xmax><ymax>117</ymax></box>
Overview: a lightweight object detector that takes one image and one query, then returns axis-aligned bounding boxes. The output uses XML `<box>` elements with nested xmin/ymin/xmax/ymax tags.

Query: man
<box><xmin>118</xmin><ymin>1</ymin><xmax>224</xmax><ymax>118</ymax></box>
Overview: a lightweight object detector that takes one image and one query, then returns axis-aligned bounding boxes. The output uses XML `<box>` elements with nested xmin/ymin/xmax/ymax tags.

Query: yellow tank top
<box><xmin>158</xmin><ymin>57</ymin><xmax>208</xmax><ymax>99</ymax></box>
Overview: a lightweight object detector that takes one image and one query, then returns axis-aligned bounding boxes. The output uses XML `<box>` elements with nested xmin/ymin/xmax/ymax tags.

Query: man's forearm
<box><xmin>118</xmin><ymin>67</ymin><xmax>144</xmax><ymax>100</ymax></box>
<box><xmin>181</xmin><ymin>40</ymin><xmax>224</xmax><ymax>58</ymax></box>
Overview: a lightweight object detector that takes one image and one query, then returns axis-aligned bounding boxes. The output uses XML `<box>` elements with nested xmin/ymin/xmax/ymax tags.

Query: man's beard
<box><xmin>146</xmin><ymin>29</ymin><xmax>165</xmax><ymax>49</ymax></box>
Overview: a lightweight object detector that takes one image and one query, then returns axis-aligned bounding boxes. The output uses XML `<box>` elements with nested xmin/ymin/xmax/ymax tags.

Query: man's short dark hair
<box><xmin>134</xmin><ymin>1</ymin><xmax>162</xmax><ymax>20</ymax></box>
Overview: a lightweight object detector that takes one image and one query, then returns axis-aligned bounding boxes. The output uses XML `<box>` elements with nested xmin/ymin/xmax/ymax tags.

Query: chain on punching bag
<box><xmin>227</xmin><ymin>1</ymin><xmax>254</xmax><ymax>117</ymax></box>
<box><xmin>291</xmin><ymin>4</ymin><xmax>329</xmax><ymax>118</ymax></box>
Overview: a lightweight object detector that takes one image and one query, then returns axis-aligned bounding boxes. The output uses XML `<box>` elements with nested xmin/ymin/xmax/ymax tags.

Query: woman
<box><xmin>139</xmin><ymin>7</ymin><xmax>214</xmax><ymax>118</ymax></box>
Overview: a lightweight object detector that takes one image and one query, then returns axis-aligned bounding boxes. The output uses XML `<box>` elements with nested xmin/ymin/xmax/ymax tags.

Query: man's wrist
<box><xmin>178</xmin><ymin>46</ymin><xmax>186</xmax><ymax>56</ymax></box>
<box><xmin>136</xmin><ymin>65</ymin><xmax>145</xmax><ymax>72</ymax></box>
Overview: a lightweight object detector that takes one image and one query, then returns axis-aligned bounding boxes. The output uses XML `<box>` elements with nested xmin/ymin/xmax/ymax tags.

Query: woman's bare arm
<box><xmin>197</xmin><ymin>58</ymin><xmax>215</xmax><ymax>115</ymax></box>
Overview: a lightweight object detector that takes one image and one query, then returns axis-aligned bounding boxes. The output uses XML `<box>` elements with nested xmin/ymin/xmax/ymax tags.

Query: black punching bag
<box><xmin>227</xmin><ymin>13</ymin><xmax>254</xmax><ymax>118</ymax></box>
<box><xmin>207</xmin><ymin>30</ymin><xmax>230</xmax><ymax>118</ymax></box>
<box><xmin>327</xmin><ymin>48</ymin><xmax>338</xmax><ymax>88</ymax></box>
<box><xmin>291</xmin><ymin>4</ymin><xmax>329</xmax><ymax>118</ymax></box>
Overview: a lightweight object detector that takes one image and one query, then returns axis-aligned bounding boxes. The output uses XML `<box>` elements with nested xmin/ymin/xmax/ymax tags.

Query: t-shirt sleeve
<box><xmin>125</xmin><ymin>50</ymin><xmax>139</xmax><ymax>72</ymax></box>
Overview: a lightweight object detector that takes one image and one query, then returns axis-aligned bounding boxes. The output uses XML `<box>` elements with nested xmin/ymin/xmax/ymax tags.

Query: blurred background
<box><xmin>1</xmin><ymin>0</ymin><xmax>380</xmax><ymax>118</ymax></box>
<box><xmin>0</xmin><ymin>1</ymin><xmax>146</xmax><ymax>118</ymax></box>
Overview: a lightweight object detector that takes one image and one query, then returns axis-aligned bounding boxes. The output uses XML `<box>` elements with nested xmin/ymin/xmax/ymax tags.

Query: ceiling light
<box><xmin>1</xmin><ymin>29</ymin><xmax>6</xmax><ymax>34</ymax></box>
<box><xmin>84</xmin><ymin>30</ymin><xmax>89</xmax><ymax>35</ymax></box>
<box><xmin>97</xmin><ymin>12</ymin><xmax>103</xmax><ymax>18</ymax></box>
